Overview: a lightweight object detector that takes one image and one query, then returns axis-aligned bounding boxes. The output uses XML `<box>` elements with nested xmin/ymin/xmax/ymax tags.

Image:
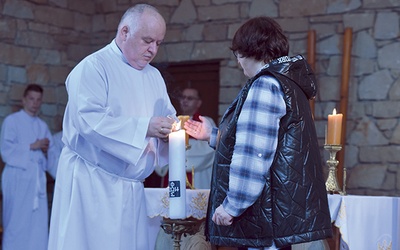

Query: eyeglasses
<box><xmin>180</xmin><ymin>95</ymin><xmax>199</xmax><ymax>101</ymax></box>
<box><xmin>232</xmin><ymin>51</ymin><xmax>243</xmax><ymax>59</ymax></box>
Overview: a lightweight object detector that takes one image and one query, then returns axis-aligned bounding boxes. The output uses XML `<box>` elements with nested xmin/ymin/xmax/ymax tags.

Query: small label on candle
<box><xmin>169</xmin><ymin>181</ymin><xmax>181</xmax><ymax>198</ymax></box>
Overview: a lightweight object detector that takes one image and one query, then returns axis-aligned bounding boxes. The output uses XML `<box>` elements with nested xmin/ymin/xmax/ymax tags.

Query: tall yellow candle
<box><xmin>327</xmin><ymin>108</ymin><xmax>343</xmax><ymax>145</ymax></box>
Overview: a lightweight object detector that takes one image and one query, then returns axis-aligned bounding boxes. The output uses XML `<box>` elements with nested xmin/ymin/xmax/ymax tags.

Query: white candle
<box><xmin>168</xmin><ymin>129</ymin><xmax>186</xmax><ymax>219</ymax></box>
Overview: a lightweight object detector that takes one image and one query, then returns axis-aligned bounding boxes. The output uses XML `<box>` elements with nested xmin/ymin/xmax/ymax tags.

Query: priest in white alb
<box><xmin>48</xmin><ymin>4</ymin><xmax>176</xmax><ymax>250</ymax></box>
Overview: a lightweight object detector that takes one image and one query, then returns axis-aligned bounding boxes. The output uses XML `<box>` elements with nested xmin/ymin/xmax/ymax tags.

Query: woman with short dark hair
<box><xmin>185</xmin><ymin>16</ymin><xmax>332</xmax><ymax>250</ymax></box>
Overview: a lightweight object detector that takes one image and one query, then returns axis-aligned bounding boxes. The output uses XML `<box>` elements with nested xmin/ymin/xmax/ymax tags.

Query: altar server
<box><xmin>1</xmin><ymin>83</ymin><xmax>55</xmax><ymax>250</ymax></box>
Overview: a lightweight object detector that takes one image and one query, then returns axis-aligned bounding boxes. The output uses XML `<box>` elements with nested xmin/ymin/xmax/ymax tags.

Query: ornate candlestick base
<box><xmin>160</xmin><ymin>217</ymin><xmax>203</xmax><ymax>250</ymax></box>
<box><xmin>324</xmin><ymin>144</ymin><xmax>346</xmax><ymax>195</ymax></box>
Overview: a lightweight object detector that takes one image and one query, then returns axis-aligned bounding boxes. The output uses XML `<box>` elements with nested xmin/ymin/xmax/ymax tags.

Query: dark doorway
<box><xmin>153</xmin><ymin>60</ymin><xmax>220</xmax><ymax>123</ymax></box>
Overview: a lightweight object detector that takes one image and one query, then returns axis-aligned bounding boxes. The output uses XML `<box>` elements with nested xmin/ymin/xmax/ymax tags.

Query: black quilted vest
<box><xmin>205</xmin><ymin>55</ymin><xmax>332</xmax><ymax>248</ymax></box>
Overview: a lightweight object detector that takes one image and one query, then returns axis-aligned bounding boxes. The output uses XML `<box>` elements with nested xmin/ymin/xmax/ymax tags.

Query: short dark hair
<box><xmin>231</xmin><ymin>16</ymin><xmax>289</xmax><ymax>63</ymax></box>
<box><xmin>23</xmin><ymin>84</ymin><xmax>43</xmax><ymax>97</ymax></box>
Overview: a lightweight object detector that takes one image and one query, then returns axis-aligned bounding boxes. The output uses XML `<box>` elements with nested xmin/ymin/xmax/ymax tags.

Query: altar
<box><xmin>145</xmin><ymin>188</ymin><xmax>400</xmax><ymax>250</ymax></box>
<box><xmin>145</xmin><ymin>188</ymin><xmax>209</xmax><ymax>250</ymax></box>
<box><xmin>328</xmin><ymin>194</ymin><xmax>400</xmax><ymax>250</ymax></box>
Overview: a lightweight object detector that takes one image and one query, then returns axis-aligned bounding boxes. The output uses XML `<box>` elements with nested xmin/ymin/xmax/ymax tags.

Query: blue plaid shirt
<box><xmin>220</xmin><ymin>74</ymin><xmax>286</xmax><ymax>217</ymax></box>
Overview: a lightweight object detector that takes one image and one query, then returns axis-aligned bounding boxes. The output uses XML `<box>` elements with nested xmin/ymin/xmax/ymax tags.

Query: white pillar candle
<box><xmin>168</xmin><ymin>129</ymin><xmax>186</xmax><ymax>219</ymax></box>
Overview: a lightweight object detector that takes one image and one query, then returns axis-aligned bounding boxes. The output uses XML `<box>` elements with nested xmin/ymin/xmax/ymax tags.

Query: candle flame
<box><xmin>172</xmin><ymin>120</ymin><xmax>182</xmax><ymax>131</ymax></box>
<box><xmin>332</xmin><ymin>108</ymin><xmax>337</xmax><ymax>115</ymax></box>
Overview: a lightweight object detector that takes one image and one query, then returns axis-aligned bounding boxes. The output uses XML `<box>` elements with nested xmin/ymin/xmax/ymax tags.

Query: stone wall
<box><xmin>0</xmin><ymin>0</ymin><xmax>399</xmax><ymax>196</ymax></box>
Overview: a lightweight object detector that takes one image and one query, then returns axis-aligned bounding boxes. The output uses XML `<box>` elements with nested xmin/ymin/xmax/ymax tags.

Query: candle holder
<box><xmin>160</xmin><ymin>217</ymin><xmax>204</xmax><ymax>250</ymax></box>
<box><xmin>324</xmin><ymin>144</ymin><xmax>346</xmax><ymax>195</ymax></box>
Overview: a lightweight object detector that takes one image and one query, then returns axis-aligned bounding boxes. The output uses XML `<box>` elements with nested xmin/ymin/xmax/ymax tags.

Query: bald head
<box><xmin>116</xmin><ymin>4</ymin><xmax>166</xmax><ymax>70</ymax></box>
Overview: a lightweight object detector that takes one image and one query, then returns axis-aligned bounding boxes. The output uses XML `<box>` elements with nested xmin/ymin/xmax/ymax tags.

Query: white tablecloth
<box><xmin>145</xmin><ymin>190</ymin><xmax>400</xmax><ymax>250</ymax></box>
<box><xmin>145</xmin><ymin>188</ymin><xmax>209</xmax><ymax>250</ymax></box>
<box><xmin>328</xmin><ymin>194</ymin><xmax>400</xmax><ymax>250</ymax></box>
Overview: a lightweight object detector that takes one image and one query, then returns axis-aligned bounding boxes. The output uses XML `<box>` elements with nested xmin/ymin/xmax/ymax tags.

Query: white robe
<box><xmin>47</xmin><ymin>131</ymin><xmax>63</xmax><ymax>178</ymax></box>
<box><xmin>48</xmin><ymin>40</ymin><xmax>175</xmax><ymax>250</ymax></box>
<box><xmin>0</xmin><ymin>109</ymin><xmax>54</xmax><ymax>250</ymax></box>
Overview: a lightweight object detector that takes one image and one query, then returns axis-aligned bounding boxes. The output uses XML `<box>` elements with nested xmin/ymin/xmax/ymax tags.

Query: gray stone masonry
<box><xmin>0</xmin><ymin>0</ymin><xmax>400</xmax><ymax>196</ymax></box>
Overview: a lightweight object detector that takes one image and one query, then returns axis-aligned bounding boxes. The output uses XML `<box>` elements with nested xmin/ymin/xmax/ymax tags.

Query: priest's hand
<box><xmin>212</xmin><ymin>205</ymin><xmax>233</xmax><ymax>226</ymax></box>
<box><xmin>184</xmin><ymin>115</ymin><xmax>212</xmax><ymax>141</ymax></box>
<box><xmin>147</xmin><ymin>116</ymin><xmax>174</xmax><ymax>139</ymax></box>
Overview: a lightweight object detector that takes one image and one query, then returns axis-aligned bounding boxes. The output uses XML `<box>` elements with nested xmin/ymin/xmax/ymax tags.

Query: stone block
<box><xmin>348</xmin><ymin>117</ymin><xmax>388</xmax><ymax>146</ymax></box>
<box><xmin>50</xmin><ymin>0</ymin><xmax>68</xmax><ymax>8</ymax></box>
<box><xmin>192</xmin><ymin>41</ymin><xmax>231</xmax><ymax>60</ymax></box>
<box><xmin>353</xmin><ymin>31</ymin><xmax>376</xmax><ymax>59</ymax></box>
<box><xmin>16</xmin><ymin>31</ymin><xmax>55</xmax><ymax>49</ymax></box>
<box><xmin>327</xmin><ymin>0</ymin><xmax>361</xmax><ymax>14</ymax></box>
<box><xmin>364</xmin><ymin>0</ymin><xmax>400</xmax><ymax>8</ymax></box>
<box><xmin>220</xmin><ymin>67</ymin><xmax>244</xmax><ymax>87</ymax></box>
<box><xmin>372</xmin><ymin>101</ymin><xmax>400</xmax><ymax>118</ymax></box>
<box><xmin>27</xmin><ymin>64</ymin><xmax>50</xmax><ymax>85</ymax></box>
<box><xmin>359</xmin><ymin>70</ymin><xmax>392</xmax><ymax>100</ymax></box>
<box><xmin>0</xmin><ymin>19</ymin><xmax>17</xmax><ymax>39</ymax></box>
<box><xmin>165</xmin><ymin>43</ymin><xmax>194</xmax><ymax>62</ymax></box>
<box><xmin>389</xmin><ymin>78</ymin><xmax>400</xmax><ymax>100</ymax></box>
<box><xmin>35</xmin><ymin>49</ymin><xmax>62</xmax><ymax>65</ymax></box>
<box><xmin>0</xmin><ymin>43</ymin><xmax>33</xmax><ymax>66</ymax></box>
<box><xmin>278</xmin><ymin>18</ymin><xmax>309</xmax><ymax>33</ymax></box>
<box><xmin>318</xmin><ymin>76</ymin><xmax>341</xmax><ymax>101</ymax></box>
<box><xmin>249</xmin><ymin>0</ymin><xmax>278</xmax><ymax>18</ymax></box>
<box><xmin>374</xmin><ymin>12</ymin><xmax>399</xmax><ymax>40</ymax></box>
<box><xmin>203</xmin><ymin>23</ymin><xmax>228</xmax><ymax>41</ymax></box>
<box><xmin>9</xmin><ymin>84</ymin><xmax>25</xmax><ymax>101</ymax></box>
<box><xmin>170</xmin><ymin>0</ymin><xmax>197</xmax><ymax>24</ymax></box>
<box><xmin>164</xmin><ymin>28</ymin><xmax>184</xmax><ymax>43</ymax></box>
<box><xmin>218</xmin><ymin>87</ymin><xmax>240</xmax><ymax>103</ymax></box>
<box><xmin>34</xmin><ymin>6</ymin><xmax>74</xmax><ymax>29</ymax></box>
<box><xmin>280</xmin><ymin>0</ymin><xmax>327</xmax><ymax>17</ymax></box>
<box><xmin>378</xmin><ymin>43</ymin><xmax>400</xmax><ymax>70</ymax></box>
<box><xmin>69</xmin><ymin>0</ymin><xmax>96</xmax><ymax>14</ymax></box>
<box><xmin>3</xmin><ymin>0</ymin><xmax>34</xmax><ymax>19</ymax></box>
<box><xmin>49</xmin><ymin>66</ymin><xmax>70</xmax><ymax>84</ymax></box>
<box><xmin>74</xmin><ymin>12</ymin><xmax>92</xmax><ymax>32</ymax></box>
<box><xmin>343</xmin><ymin>13</ymin><xmax>374</xmax><ymax>32</ymax></box>
<box><xmin>8</xmin><ymin>66</ymin><xmax>27</xmax><ymax>84</ymax></box>
<box><xmin>347</xmin><ymin>164</ymin><xmax>387</xmax><ymax>189</ymax></box>
<box><xmin>184</xmin><ymin>24</ymin><xmax>204</xmax><ymax>41</ymax></box>
<box><xmin>198</xmin><ymin>5</ymin><xmax>239</xmax><ymax>21</ymax></box>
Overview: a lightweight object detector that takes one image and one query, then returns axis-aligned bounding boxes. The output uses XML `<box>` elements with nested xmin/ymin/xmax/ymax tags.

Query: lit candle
<box><xmin>178</xmin><ymin>115</ymin><xmax>190</xmax><ymax>148</ymax></box>
<box><xmin>168</xmin><ymin>128</ymin><xmax>187</xmax><ymax>219</ymax></box>
<box><xmin>327</xmin><ymin>108</ymin><xmax>343</xmax><ymax>145</ymax></box>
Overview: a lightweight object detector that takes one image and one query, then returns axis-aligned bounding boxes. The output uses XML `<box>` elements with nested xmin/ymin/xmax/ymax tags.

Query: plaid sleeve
<box><xmin>223</xmin><ymin>75</ymin><xmax>286</xmax><ymax>217</ymax></box>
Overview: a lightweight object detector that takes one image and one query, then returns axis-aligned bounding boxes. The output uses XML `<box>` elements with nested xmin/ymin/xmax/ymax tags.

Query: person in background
<box><xmin>47</xmin><ymin>4</ymin><xmax>176</xmax><ymax>250</ymax></box>
<box><xmin>179</xmin><ymin>87</ymin><xmax>216</xmax><ymax>189</ymax></box>
<box><xmin>155</xmin><ymin>87</ymin><xmax>216</xmax><ymax>189</ymax></box>
<box><xmin>0</xmin><ymin>83</ymin><xmax>55</xmax><ymax>250</ymax></box>
<box><xmin>185</xmin><ymin>16</ymin><xmax>332</xmax><ymax>250</ymax></box>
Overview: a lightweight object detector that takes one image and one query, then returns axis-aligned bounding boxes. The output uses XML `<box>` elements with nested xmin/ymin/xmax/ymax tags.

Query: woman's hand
<box><xmin>212</xmin><ymin>205</ymin><xmax>233</xmax><ymax>226</ymax></box>
<box><xmin>184</xmin><ymin>115</ymin><xmax>212</xmax><ymax>141</ymax></box>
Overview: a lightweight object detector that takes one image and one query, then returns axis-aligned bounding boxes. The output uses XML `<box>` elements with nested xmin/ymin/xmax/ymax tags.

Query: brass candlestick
<box><xmin>160</xmin><ymin>217</ymin><xmax>203</xmax><ymax>250</ymax></box>
<box><xmin>324</xmin><ymin>144</ymin><xmax>346</xmax><ymax>195</ymax></box>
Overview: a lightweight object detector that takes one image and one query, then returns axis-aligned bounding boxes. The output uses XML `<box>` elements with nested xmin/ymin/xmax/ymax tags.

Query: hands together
<box><xmin>31</xmin><ymin>138</ymin><xmax>50</xmax><ymax>153</ymax></box>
